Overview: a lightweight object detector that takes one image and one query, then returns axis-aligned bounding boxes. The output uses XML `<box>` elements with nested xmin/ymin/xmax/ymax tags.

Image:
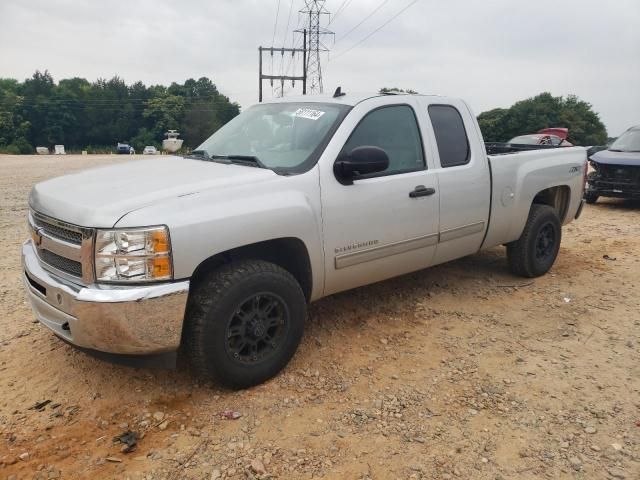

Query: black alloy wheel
<box><xmin>506</xmin><ymin>204</ymin><xmax>562</xmax><ymax>278</ymax></box>
<box><xmin>225</xmin><ymin>293</ymin><xmax>289</xmax><ymax>364</ymax></box>
<box><xmin>534</xmin><ymin>222</ymin><xmax>557</xmax><ymax>262</ymax></box>
<box><xmin>183</xmin><ymin>260</ymin><xmax>306</xmax><ymax>389</ymax></box>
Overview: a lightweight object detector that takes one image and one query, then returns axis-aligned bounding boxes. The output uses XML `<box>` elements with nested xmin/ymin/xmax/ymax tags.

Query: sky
<box><xmin>0</xmin><ymin>0</ymin><xmax>638</xmax><ymax>136</ymax></box>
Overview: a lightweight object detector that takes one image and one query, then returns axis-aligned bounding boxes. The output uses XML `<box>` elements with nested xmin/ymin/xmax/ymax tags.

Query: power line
<box><xmin>0</xmin><ymin>94</ymin><xmax>229</xmax><ymax>105</ymax></box>
<box><xmin>0</xmin><ymin>106</ymin><xmax>234</xmax><ymax>113</ymax></box>
<box><xmin>282</xmin><ymin>0</ymin><xmax>295</xmax><ymax>45</ymax></box>
<box><xmin>334</xmin><ymin>0</ymin><xmax>390</xmax><ymax>46</ymax></box>
<box><xmin>270</xmin><ymin>0</ymin><xmax>283</xmax><ymax>96</ymax></box>
<box><xmin>280</xmin><ymin>0</ymin><xmax>295</xmax><ymax>78</ymax></box>
<box><xmin>271</xmin><ymin>0</ymin><xmax>282</xmax><ymax>46</ymax></box>
<box><xmin>329</xmin><ymin>0</ymin><xmax>354</xmax><ymax>25</ymax></box>
<box><xmin>331</xmin><ymin>0</ymin><xmax>420</xmax><ymax>61</ymax></box>
<box><xmin>329</xmin><ymin>0</ymin><xmax>348</xmax><ymax>22</ymax></box>
<box><xmin>283</xmin><ymin>13</ymin><xmax>304</xmax><ymax>80</ymax></box>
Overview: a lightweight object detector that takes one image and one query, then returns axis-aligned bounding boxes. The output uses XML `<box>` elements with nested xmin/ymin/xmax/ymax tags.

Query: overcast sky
<box><xmin>1</xmin><ymin>0</ymin><xmax>638</xmax><ymax>135</ymax></box>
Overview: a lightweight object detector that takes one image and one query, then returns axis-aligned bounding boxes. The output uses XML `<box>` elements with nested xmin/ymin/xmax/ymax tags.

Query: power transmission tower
<box><xmin>296</xmin><ymin>1</ymin><xmax>333</xmax><ymax>94</ymax></box>
<box><xmin>258</xmin><ymin>30</ymin><xmax>307</xmax><ymax>102</ymax></box>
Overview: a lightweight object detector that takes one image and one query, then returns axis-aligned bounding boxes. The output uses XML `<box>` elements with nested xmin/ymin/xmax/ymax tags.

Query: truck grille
<box><xmin>32</xmin><ymin>216</ymin><xmax>83</xmax><ymax>245</ymax></box>
<box><xmin>597</xmin><ymin>164</ymin><xmax>640</xmax><ymax>184</ymax></box>
<box><xmin>39</xmin><ymin>249</ymin><xmax>83</xmax><ymax>277</ymax></box>
<box><xmin>30</xmin><ymin>211</ymin><xmax>94</xmax><ymax>283</ymax></box>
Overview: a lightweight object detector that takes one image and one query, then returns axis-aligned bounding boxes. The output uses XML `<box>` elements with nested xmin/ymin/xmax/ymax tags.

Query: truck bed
<box><xmin>484</xmin><ymin>143</ymin><xmax>570</xmax><ymax>155</ymax></box>
<box><xmin>482</xmin><ymin>146</ymin><xmax>587</xmax><ymax>249</ymax></box>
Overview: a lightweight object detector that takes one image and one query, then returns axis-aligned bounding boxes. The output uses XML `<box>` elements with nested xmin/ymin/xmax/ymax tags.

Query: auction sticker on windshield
<box><xmin>293</xmin><ymin>108</ymin><xmax>325</xmax><ymax>120</ymax></box>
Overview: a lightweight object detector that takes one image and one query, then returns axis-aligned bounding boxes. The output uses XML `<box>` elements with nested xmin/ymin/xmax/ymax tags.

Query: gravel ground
<box><xmin>0</xmin><ymin>154</ymin><xmax>638</xmax><ymax>480</ymax></box>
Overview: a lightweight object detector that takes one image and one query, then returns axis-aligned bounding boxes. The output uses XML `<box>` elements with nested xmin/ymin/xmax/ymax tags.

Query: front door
<box><xmin>320</xmin><ymin>98</ymin><xmax>440</xmax><ymax>296</ymax></box>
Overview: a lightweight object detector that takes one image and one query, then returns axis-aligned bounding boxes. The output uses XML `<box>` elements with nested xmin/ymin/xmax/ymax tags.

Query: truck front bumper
<box><xmin>21</xmin><ymin>240</ymin><xmax>189</xmax><ymax>356</ymax></box>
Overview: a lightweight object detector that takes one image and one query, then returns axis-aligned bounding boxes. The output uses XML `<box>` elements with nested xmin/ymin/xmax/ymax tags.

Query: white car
<box><xmin>143</xmin><ymin>146</ymin><xmax>158</xmax><ymax>155</ymax></box>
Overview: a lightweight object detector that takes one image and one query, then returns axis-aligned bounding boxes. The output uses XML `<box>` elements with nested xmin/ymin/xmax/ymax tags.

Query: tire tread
<box><xmin>507</xmin><ymin>204</ymin><xmax>560</xmax><ymax>278</ymax></box>
<box><xmin>182</xmin><ymin>260</ymin><xmax>304</xmax><ymax>387</ymax></box>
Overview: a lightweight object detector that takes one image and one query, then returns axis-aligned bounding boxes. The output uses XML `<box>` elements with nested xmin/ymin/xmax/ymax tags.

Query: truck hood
<box><xmin>29</xmin><ymin>156</ymin><xmax>278</xmax><ymax>227</ymax></box>
<box><xmin>591</xmin><ymin>149</ymin><xmax>640</xmax><ymax>167</ymax></box>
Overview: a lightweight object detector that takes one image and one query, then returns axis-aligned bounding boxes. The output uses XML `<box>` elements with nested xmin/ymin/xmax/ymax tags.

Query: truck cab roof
<box><xmin>260</xmin><ymin>92</ymin><xmax>446</xmax><ymax>107</ymax></box>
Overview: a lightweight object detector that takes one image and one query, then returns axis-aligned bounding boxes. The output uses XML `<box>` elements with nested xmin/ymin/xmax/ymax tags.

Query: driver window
<box><xmin>342</xmin><ymin>105</ymin><xmax>425</xmax><ymax>176</ymax></box>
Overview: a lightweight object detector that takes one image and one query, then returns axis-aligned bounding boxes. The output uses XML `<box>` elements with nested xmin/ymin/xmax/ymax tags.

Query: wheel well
<box><xmin>189</xmin><ymin>238</ymin><xmax>313</xmax><ymax>302</ymax></box>
<box><xmin>532</xmin><ymin>185</ymin><xmax>571</xmax><ymax>222</ymax></box>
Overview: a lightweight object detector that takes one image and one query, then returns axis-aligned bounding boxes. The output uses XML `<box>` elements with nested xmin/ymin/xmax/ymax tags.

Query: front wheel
<box><xmin>506</xmin><ymin>204</ymin><xmax>562</xmax><ymax>278</ymax></box>
<box><xmin>183</xmin><ymin>260</ymin><xmax>306</xmax><ymax>389</ymax></box>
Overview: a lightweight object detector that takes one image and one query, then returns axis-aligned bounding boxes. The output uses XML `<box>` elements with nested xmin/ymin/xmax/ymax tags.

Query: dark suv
<box><xmin>116</xmin><ymin>142</ymin><xmax>134</xmax><ymax>155</ymax></box>
<box><xmin>585</xmin><ymin>125</ymin><xmax>640</xmax><ymax>203</ymax></box>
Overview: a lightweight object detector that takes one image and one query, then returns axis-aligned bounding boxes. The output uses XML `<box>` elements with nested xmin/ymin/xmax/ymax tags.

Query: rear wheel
<box><xmin>183</xmin><ymin>260</ymin><xmax>306</xmax><ymax>389</ymax></box>
<box><xmin>507</xmin><ymin>204</ymin><xmax>562</xmax><ymax>278</ymax></box>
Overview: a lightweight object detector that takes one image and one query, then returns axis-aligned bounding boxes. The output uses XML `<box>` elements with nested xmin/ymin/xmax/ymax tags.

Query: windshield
<box><xmin>194</xmin><ymin>102</ymin><xmax>350</xmax><ymax>173</ymax></box>
<box><xmin>609</xmin><ymin>128</ymin><xmax>640</xmax><ymax>152</ymax></box>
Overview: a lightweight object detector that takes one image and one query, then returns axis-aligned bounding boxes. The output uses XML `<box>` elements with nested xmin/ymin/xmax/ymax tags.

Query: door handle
<box><xmin>409</xmin><ymin>185</ymin><xmax>436</xmax><ymax>198</ymax></box>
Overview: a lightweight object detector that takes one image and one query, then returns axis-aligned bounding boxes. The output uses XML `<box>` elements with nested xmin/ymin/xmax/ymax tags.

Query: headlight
<box><xmin>94</xmin><ymin>226</ymin><xmax>172</xmax><ymax>283</ymax></box>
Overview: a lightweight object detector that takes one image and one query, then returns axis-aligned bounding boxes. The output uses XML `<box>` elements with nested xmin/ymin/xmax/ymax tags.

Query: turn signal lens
<box><xmin>152</xmin><ymin>256</ymin><xmax>171</xmax><ymax>277</ymax></box>
<box><xmin>151</xmin><ymin>230</ymin><xmax>170</xmax><ymax>254</ymax></box>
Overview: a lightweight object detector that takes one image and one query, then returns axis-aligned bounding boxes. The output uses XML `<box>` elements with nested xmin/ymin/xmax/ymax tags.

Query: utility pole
<box><xmin>296</xmin><ymin>1</ymin><xmax>333</xmax><ymax>94</ymax></box>
<box><xmin>258</xmin><ymin>30</ymin><xmax>307</xmax><ymax>102</ymax></box>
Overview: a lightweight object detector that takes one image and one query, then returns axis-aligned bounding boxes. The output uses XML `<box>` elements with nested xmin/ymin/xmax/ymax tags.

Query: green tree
<box><xmin>182</xmin><ymin>100</ymin><xmax>223</xmax><ymax>148</ymax></box>
<box><xmin>142</xmin><ymin>95</ymin><xmax>185</xmax><ymax>139</ymax></box>
<box><xmin>130</xmin><ymin>127</ymin><xmax>159</xmax><ymax>151</ymax></box>
<box><xmin>478</xmin><ymin>92</ymin><xmax>607</xmax><ymax>145</ymax></box>
<box><xmin>0</xmin><ymin>72</ymin><xmax>241</xmax><ymax>153</ymax></box>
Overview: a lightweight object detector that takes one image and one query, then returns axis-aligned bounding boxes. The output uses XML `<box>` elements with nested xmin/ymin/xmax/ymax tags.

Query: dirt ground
<box><xmin>0</xmin><ymin>154</ymin><xmax>638</xmax><ymax>480</ymax></box>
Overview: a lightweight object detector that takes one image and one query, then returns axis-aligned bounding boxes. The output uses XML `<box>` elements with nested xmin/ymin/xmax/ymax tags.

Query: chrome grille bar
<box><xmin>29</xmin><ymin>211</ymin><xmax>95</xmax><ymax>284</ymax></box>
<box><xmin>32</xmin><ymin>211</ymin><xmax>84</xmax><ymax>244</ymax></box>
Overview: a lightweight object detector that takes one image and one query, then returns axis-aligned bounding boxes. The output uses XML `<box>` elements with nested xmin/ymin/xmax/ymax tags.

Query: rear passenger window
<box><xmin>342</xmin><ymin>105</ymin><xmax>425</xmax><ymax>176</ymax></box>
<box><xmin>428</xmin><ymin>105</ymin><xmax>470</xmax><ymax>168</ymax></box>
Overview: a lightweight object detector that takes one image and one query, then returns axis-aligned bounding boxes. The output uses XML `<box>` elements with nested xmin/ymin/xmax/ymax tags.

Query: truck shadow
<box><xmin>61</xmin><ymin>247</ymin><xmax>512</xmax><ymax>387</ymax></box>
<box><xmin>306</xmin><ymin>246</ymin><xmax>510</xmax><ymax>332</ymax></box>
<box><xmin>590</xmin><ymin>198</ymin><xmax>640</xmax><ymax>210</ymax></box>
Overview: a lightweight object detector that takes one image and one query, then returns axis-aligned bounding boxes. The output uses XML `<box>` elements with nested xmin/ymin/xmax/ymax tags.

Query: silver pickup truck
<box><xmin>22</xmin><ymin>92</ymin><xmax>587</xmax><ymax>388</ymax></box>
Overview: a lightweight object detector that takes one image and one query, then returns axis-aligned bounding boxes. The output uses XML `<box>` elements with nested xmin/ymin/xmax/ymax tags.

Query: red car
<box><xmin>508</xmin><ymin>128</ymin><xmax>573</xmax><ymax>147</ymax></box>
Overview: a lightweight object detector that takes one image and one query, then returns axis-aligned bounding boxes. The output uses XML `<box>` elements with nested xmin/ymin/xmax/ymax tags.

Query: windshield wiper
<box><xmin>185</xmin><ymin>149</ymin><xmax>210</xmax><ymax>159</ymax></box>
<box><xmin>608</xmin><ymin>149</ymin><xmax>624</xmax><ymax>152</ymax></box>
<box><xmin>186</xmin><ymin>151</ymin><xmax>269</xmax><ymax>169</ymax></box>
<box><xmin>209</xmin><ymin>154</ymin><xmax>267</xmax><ymax>169</ymax></box>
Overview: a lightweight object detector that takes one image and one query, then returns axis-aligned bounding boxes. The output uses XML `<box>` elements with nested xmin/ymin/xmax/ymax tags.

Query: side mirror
<box><xmin>333</xmin><ymin>146</ymin><xmax>389</xmax><ymax>185</ymax></box>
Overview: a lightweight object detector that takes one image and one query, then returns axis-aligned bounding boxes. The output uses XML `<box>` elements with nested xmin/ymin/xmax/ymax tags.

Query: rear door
<box><xmin>417</xmin><ymin>99</ymin><xmax>491</xmax><ymax>265</ymax></box>
<box><xmin>320</xmin><ymin>96</ymin><xmax>440</xmax><ymax>295</ymax></box>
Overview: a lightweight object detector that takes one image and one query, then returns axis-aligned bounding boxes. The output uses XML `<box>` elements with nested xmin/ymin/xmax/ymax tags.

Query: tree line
<box><xmin>0</xmin><ymin>71</ymin><xmax>240</xmax><ymax>154</ymax></box>
<box><xmin>477</xmin><ymin>92</ymin><xmax>607</xmax><ymax>146</ymax></box>
<box><xmin>380</xmin><ymin>88</ymin><xmax>608</xmax><ymax>146</ymax></box>
<box><xmin>0</xmin><ymin>72</ymin><xmax>608</xmax><ymax>154</ymax></box>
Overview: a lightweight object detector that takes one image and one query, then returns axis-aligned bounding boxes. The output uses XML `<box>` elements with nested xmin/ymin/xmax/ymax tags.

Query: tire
<box><xmin>584</xmin><ymin>191</ymin><xmax>599</xmax><ymax>204</ymax></box>
<box><xmin>183</xmin><ymin>260</ymin><xmax>306</xmax><ymax>389</ymax></box>
<box><xmin>506</xmin><ymin>204</ymin><xmax>562</xmax><ymax>278</ymax></box>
